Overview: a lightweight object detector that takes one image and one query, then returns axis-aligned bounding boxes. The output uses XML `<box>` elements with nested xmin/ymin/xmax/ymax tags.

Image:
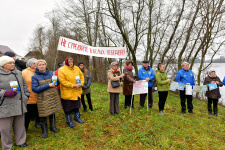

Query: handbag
<box><xmin>111</xmin><ymin>81</ymin><xmax>120</xmax><ymax>88</ymax></box>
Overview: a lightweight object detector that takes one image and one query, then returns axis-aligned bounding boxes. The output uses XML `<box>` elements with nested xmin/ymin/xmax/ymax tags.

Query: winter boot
<box><xmin>74</xmin><ymin>112</ymin><xmax>84</xmax><ymax>124</ymax></box>
<box><xmin>49</xmin><ymin>115</ymin><xmax>60</xmax><ymax>133</ymax></box>
<box><xmin>41</xmin><ymin>121</ymin><xmax>48</xmax><ymax>138</ymax></box>
<box><xmin>66</xmin><ymin>114</ymin><xmax>75</xmax><ymax>128</ymax></box>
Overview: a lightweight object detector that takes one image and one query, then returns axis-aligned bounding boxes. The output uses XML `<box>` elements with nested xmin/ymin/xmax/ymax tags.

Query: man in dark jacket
<box><xmin>4</xmin><ymin>51</ymin><xmax>27</xmax><ymax>71</ymax></box>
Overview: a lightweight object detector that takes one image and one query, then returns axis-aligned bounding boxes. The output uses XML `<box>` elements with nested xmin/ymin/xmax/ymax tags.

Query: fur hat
<box><xmin>0</xmin><ymin>56</ymin><xmax>15</xmax><ymax>66</ymax></box>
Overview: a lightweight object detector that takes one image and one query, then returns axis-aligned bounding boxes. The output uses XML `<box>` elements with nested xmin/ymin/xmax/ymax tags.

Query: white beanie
<box><xmin>0</xmin><ymin>56</ymin><xmax>15</xmax><ymax>67</ymax></box>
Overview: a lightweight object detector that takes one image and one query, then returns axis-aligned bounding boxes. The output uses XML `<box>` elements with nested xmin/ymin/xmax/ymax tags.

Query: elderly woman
<box><xmin>176</xmin><ymin>62</ymin><xmax>196</xmax><ymax>114</ymax></box>
<box><xmin>58</xmin><ymin>57</ymin><xmax>84</xmax><ymax>128</ymax></box>
<box><xmin>107</xmin><ymin>62</ymin><xmax>125</xmax><ymax>116</ymax></box>
<box><xmin>123</xmin><ymin>60</ymin><xmax>136</xmax><ymax>109</ymax></box>
<box><xmin>32</xmin><ymin>59</ymin><xmax>61</xmax><ymax>138</ymax></box>
<box><xmin>0</xmin><ymin>56</ymin><xmax>30</xmax><ymax>149</ymax></box>
<box><xmin>78</xmin><ymin>61</ymin><xmax>93</xmax><ymax>112</ymax></box>
<box><xmin>22</xmin><ymin>58</ymin><xmax>41</xmax><ymax>131</ymax></box>
<box><xmin>204</xmin><ymin>70</ymin><xmax>223</xmax><ymax>116</ymax></box>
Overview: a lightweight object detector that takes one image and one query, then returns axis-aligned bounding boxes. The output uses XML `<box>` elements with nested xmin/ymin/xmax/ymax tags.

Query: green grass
<box><xmin>3</xmin><ymin>83</ymin><xmax>225</xmax><ymax>149</ymax></box>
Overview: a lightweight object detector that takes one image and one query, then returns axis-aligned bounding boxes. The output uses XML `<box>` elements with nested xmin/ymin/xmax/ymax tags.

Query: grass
<box><xmin>2</xmin><ymin>83</ymin><xmax>225</xmax><ymax>149</ymax></box>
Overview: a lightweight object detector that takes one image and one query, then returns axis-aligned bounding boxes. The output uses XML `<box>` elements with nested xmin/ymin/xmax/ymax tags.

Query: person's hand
<box><xmin>216</xmin><ymin>81</ymin><xmax>219</xmax><ymax>84</ymax></box>
<box><xmin>49</xmin><ymin>83</ymin><xmax>55</xmax><ymax>87</ymax></box>
<box><xmin>82</xmin><ymin>85</ymin><xmax>87</xmax><ymax>89</ymax></box>
<box><xmin>133</xmin><ymin>80</ymin><xmax>136</xmax><ymax>83</ymax></box>
<box><xmin>74</xmin><ymin>84</ymin><xmax>81</xmax><ymax>89</ymax></box>
<box><xmin>4</xmin><ymin>90</ymin><xmax>17</xmax><ymax>97</ymax></box>
<box><xmin>120</xmin><ymin>74</ymin><xmax>125</xmax><ymax>78</ymax></box>
<box><xmin>146</xmin><ymin>78</ymin><xmax>150</xmax><ymax>82</ymax></box>
<box><xmin>211</xmin><ymin>81</ymin><xmax>216</xmax><ymax>83</ymax></box>
<box><xmin>167</xmin><ymin>79</ymin><xmax>170</xmax><ymax>82</ymax></box>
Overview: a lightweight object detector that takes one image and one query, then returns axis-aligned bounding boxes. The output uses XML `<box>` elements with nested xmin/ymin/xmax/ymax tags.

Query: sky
<box><xmin>0</xmin><ymin>0</ymin><xmax>58</xmax><ymax>57</ymax></box>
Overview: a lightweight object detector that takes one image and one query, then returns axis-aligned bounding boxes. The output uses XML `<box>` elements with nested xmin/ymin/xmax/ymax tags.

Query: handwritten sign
<box><xmin>57</xmin><ymin>36</ymin><xmax>126</xmax><ymax>58</ymax></box>
<box><xmin>133</xmin><ymin>80</ymin><xmax>148</xmax><ymax>95</ymax></box>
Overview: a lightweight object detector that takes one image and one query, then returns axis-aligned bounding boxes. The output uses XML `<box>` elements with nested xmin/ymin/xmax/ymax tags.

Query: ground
<box><xmin>1</xmin><ymin>83</ymin><xmax>225</xmax><ymax>149</ymax></box>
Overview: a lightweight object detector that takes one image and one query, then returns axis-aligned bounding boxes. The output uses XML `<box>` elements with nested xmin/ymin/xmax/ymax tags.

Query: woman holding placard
<box><xmin>107</xmin><ymin>62</ymin><xmax>125</xmax><ymax>116</ymax></box>
<box><xmin>203</xmin><ymin>70</ymin><xmax>223</xmax><ymax>116</ymax></box>
<box><xmin>32</xmin><ymin>59</ymin><xmax>61</xmax><ymax>138</ymax></box>
<box><xmin>156</xmin><ymin>63</ymin><xmax>170</xmax><ymax>115</ymax></box>
<box><xmin>58</xmin><ymin>57</ymin><xmax>85</xmax><ymax>128</ymax></box>
<box><xmin>123</xmin><ymin>60</ymin><xmax>136</xmax><ymax>109</ymax></box>
<box><xmin>176</xmin><ymin>62</ymin><xmax>196</xmax><ymax>114</ymax></box>
<box><xmin>0</xmin><ymin>56</ymin><xmax>30</xmax><ymax>149</ymax></box>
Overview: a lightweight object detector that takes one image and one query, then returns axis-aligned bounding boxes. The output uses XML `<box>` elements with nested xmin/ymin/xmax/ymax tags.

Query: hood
<box><xmin>0</xmin><ymin>66</ymin><xmax>18</xmax><ymax>75</ymax></box>
<box><xmin>35</xmin><ymin>68</ymin><xmax>50</xmax><ymax>75</ymax></box>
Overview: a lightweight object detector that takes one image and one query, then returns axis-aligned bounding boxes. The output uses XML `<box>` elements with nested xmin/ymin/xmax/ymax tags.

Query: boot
<box><xmin>66</xmin><ymin>114</ymin><xmax>75</xmax><ymax>128</ymax></box>
<box><xmin>214</xmin><ymin>108</ymin><xmax>219</xmax><ymax>116</ymax></box>
<box><xmin>35</xmin><ymin>121</ymin><xmax>41</xmax><ymax>129</ymax></box>
<box><xmin>49</xmin><ymin>115</ymin><xmax>60</xmax><ymax>133</ymax></box>
<box><xmin>74</xmin><ymin>112</ymin><xmax>84</xmax><ymax>124</ymax></box>
<box><xmin>41</xmin><ymin>121</ymin><xmax>48</xmax><ymax>138</ymax></box>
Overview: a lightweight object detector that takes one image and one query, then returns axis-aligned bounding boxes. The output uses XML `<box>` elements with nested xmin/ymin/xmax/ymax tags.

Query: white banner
<box><xmin>57</xmin><ymin>36</ymin><xmax>127</xmax><ymax>58</ymax></box>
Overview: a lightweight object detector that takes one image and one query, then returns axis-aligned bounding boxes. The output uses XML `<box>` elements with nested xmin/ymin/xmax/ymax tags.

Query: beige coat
<box><xmin>107</xmin><ymin>69</ymin><xmax>123</xmax><ymax>93</ymax></box>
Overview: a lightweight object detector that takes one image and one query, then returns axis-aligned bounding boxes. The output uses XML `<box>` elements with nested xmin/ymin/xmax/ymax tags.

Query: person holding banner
<box><xmin>58</xmin><ymin>57</ymin><xmax>85</xmax><ymax>128</ymax></box>
<box><xmin>0</xmin><ymin>56</ymin><xmax>30</xmax><ymax>149</ymax></box>
<box><xmin>204</xmin><ymin>70</ymin><xmax>223</xmax><ymax>116</ymax></box>
<box><xmin>123</xmin><ymin>60</ymin><xmax>136</xmax><ymax>109</ymax></box>
<box><xmin>22</xmin><ymin>58</ymin><xmax>41</xmax><ymax>131</ymax></box>
<box><xmin>32</xmin><ymin>60</ymin><xmax>61</xmax><ymax>138</ymax></box>
<box><xmin>156</xmin><ymin>63</ymin><xmax>170</xmax><ymax>115</ymax></box>
<box><xmin>138</xmin><ymin>60</ymin><xmax>155</xmax><ymax>108</ymax></box>
<box><xmin>107</xmin><ymin>62</ymin><xmax>125</xmax><ymax>116</ymax></box>
<box><xmin>78</xmin><ymin>61</ymin><xmax>93</xmax><ymax>112</ymax></box>
<box><xmin>176</xmin><ymin>62</ymin><xmax>195</xmax><ymax>114</ymax></box>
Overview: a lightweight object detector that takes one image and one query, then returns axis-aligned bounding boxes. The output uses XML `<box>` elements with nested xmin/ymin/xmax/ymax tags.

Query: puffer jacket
<box><xmin>32</xmin><ymin>68</ymin><xmax>61</xmax><ymax>117</ymax></box>
<box><xmin>203</xmin><ymin>75</ymin><xmax>223</xmax><ymax>99</ymax></box>
<box><xmin>0</xmin><ymin>67</ymin><xmax>30</xmax><ymax>118</ymax></box>
<box><xmin>22</xmin><ymin>67</ymin><xmax>37</xmax><ymax>104</ymax></box>
<box><xmin>58</xmin><ymin>65</ymin><xmax>84</xmax><ymax>100</ymax></box>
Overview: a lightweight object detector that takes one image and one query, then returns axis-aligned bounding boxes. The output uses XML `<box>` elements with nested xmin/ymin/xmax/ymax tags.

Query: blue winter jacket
<box><xmin>222</xmin><ymin>77</ymin><xmax>225</xmax><ymax>85</ymax></box>
<box><xmin>176</xmin><ymin>68</ymin><xmax>195</xmax><ymax>86</ymax></box>
<box><xmin>32</xmin><ymin>68</ymin><xmax>53</xmax><ymax>93</ymax></box>
<box><xmin>138</xmin><ymin>66</ymin><xmax>155</xmax><ymax>87</ymax></box>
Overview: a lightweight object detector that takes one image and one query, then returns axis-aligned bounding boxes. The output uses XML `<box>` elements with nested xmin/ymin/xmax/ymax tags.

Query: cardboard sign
<box><xmin>133</xmin><ymin>80</ymin><xmax>148</xmax><ymax>95</ymax></box>
<box><xmin>208</xmin><ymin>83</ymin><xmax>217</xmax><ymax>91</ymax></box>
<box><xmin>9</xmin><ymin>81</ymin><xmax>19</xmax><ymax>93</ymax></box>
<box><xmin>52</xmin><ymin>76</ymin><xmax>58</xmax><ymax>85</ymax></box>
<box><xmin>75</xmin><ymin>76</ymin><xmax>81</xmax><ymax>85</ymax></box>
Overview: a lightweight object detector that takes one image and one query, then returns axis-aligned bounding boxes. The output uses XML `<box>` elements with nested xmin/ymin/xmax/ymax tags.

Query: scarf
<box><xmin>112</xmin><ymin>69</ymin><xmax>121</xmax><ymax>77</ymax></box>
<box><xmin>124</xmin><ymin>65</ymin><xmax>133</xmax><ymax>71</ymax></box>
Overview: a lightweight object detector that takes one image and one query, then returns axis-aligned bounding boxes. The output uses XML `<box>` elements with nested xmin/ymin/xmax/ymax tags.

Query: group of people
<box><xmin>108</xmin><ymin>60</ymin><xmax>224</xmax><ymax>117</ymax></box>
<box><xmin>0</xmin><ymin>52</ymin><xmax>93</xmax><ymax>149</ymax></box>
<box><xmin>0</xmin><ymin>51</ymin><xmax>224</xmax><ymax>150</ymax></box>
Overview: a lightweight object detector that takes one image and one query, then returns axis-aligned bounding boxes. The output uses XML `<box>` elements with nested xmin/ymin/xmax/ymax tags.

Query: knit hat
<box><xmin>36</xmin><ymin>59</ymin><xmax>47</xmax><ymax>65</ymax></box>
<box><xmin>78</xmin><ymin>61</ymin><xmax>84</xmax><ymax>66</ymax></box>
<box><xmin>4</xmin><ymin>51</ymin><xmax>16</xmax><ymax>57</ymax></box>
<box><xmin>111</xmin><ymin>61</ymin><xmax>118</xmax><ymax>67</ymax></box>
<box><xmin>0</xmin><ymin>56</ymin><xmax>15</xmax><ymax>66</ymax></box>
<box><xmin>208</xmin><ymin>70</ymin><xmax>216</xmax><ymax>76</ymax></box>
<box><xmin>27</xmin><ymin>58</ymin><xmax>37</xmax><ymax>67</ymax></box>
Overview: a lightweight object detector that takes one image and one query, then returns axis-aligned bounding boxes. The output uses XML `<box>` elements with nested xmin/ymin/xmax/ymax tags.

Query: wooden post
<box><xmin>130</xmin><ymin>85</ymin><xmax>134</xmax><ymax>114</ymax></box>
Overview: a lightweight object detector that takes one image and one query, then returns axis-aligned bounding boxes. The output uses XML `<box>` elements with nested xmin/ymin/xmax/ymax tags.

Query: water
<box><xmin>136</xmin><ymin>63</ymin><xmax>225</xmax><ymax>105</ymax></box>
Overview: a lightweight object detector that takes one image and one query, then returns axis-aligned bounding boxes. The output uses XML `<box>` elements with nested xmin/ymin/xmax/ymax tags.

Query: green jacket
<box><xmin>156</xmin><ymin>70</ymin><xmax>169</xmax><ymax>91</ymax></box>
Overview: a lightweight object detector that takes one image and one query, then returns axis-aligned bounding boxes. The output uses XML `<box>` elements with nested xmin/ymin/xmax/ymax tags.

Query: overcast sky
<box><xmin>0</xmin><ymin>0</ymin><xmax>58</xmax><ymax>57</ymax></box>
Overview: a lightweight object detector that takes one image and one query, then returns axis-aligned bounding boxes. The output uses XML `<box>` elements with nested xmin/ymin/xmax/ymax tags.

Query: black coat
<box><xmin>15</xmin><ymin>59</ymin><xmax>27</xmax><ymax>71</ymax></box>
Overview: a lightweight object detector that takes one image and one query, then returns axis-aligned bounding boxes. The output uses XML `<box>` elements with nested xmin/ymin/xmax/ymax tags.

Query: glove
<box><xmin>4</xmin><ymin>90</ymin><xmax>17</xmax><ymax>98</ymax></box>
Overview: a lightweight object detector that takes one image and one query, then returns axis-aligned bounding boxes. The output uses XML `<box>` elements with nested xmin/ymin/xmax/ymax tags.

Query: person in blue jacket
<box><xmin>176</xmin><ymin>62</ymin><xmax>196</xmax><ymax>114</ymax></box>
<box><xmin>138</xmin><ymin>60</ymin><xmax>155</xmax><ymax>108</ymax></box>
